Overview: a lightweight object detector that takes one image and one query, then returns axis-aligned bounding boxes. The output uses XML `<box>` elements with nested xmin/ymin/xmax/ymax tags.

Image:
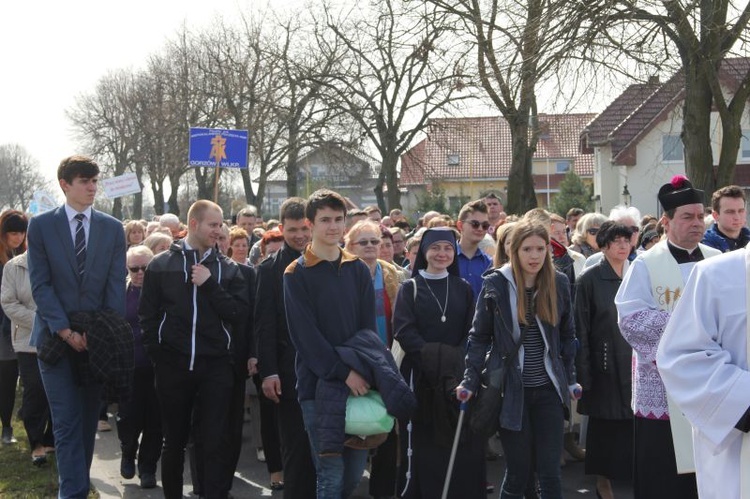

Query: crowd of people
<box><xmin>1</xmin><ymin>155</ymin><xmax>749</xmax><ymax>499</ymax></box>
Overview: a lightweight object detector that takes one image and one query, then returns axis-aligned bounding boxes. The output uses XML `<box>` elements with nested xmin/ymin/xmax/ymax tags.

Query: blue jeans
<box><xmin>300</xmin><ymin>400</ymin><xmax>368</xmax><ymax>499</ymax></box>
<box><xmin>39</xmin><ymin>355</ymin><xmax>102</xmax><ymax>499</ymax></box>
<box><xmin>498</xmin><ymin>384</ymin><xmax>564</xmax><ymax>499</ymax></box>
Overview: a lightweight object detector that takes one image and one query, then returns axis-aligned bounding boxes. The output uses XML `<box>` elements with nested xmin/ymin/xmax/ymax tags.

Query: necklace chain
<box><xmin>422</xmin><ymin>276</ymin><xmax>449</xmax><ymax>323</ymax></box>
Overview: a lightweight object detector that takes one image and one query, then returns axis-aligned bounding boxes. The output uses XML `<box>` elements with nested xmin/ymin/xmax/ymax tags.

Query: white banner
<box><xmin>102</xmin><ymin>173</ymin><xmax>141</xmax><ymax>199</ymax></box>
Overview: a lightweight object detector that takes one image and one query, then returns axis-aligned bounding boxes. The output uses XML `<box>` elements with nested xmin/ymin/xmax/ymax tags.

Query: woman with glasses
<box><xmin>574</xmin><ymin>221</ymin><xmax>635</xmax><ymax>499</ymax></box>
<box><xmin>581</xmin><ymin>206</ymin><xmax>643</xmax><ymax>274</ymax></box>
<box><xmin>569</xmin><ymin>213</ymin><xmax>608</xmax><ymax>258</ymax></box>
<box><xmin>345</xmin><ymin>220</ymin><xmax>402</xmax><ymax>344</ymax></box>
<box><xmin>117</xmin><ymin>245</ymin><xmax>161</xmax><ymax>489</ymax></box>
<box><xmin>344</xmin><ymin>219</ymin><xmax>403</xmax><ymax>497</ymax></box>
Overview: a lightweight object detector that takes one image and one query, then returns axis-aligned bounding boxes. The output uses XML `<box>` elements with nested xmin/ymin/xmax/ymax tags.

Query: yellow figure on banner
<box><xmin>210</xmin><ymin>134</ymin><xmax>227</xmax><ymax>164</ymax></box>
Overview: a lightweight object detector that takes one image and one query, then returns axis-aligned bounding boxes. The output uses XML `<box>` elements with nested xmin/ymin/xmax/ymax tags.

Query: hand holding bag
<box><xmin>345</xmin><ymin>390</ymin><xmax>395</xmax><ymax>436</ymax></box>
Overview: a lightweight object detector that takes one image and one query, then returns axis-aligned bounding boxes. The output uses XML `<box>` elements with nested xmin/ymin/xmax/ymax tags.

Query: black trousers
<box><xmin>0</xmin><ymin>358</ymin><xmax>18</xmax><ymax>428</ymax></box>
<box><xmin>190</xmin><ymin>373</ymin><xmax>249</xmax><ymax>495</ymax></box>
<box><xmin>369</xmin><ymin>428</ymin><xmax>398</xmax><ymax>497</ymax></box>
<box><xmin>155</xmin><ymin>354</ymin><xmax>233</xmax><ymax>499</ymax></box>
<box><xmin>16</xmin><ymin>353</ymin><xmax>54</xmax><ymax>448</ymax></box>
<box><xmin>116</xmin><ymin>365</ymin><xmax>162</xmax><ymax>474</ymax></box>
<box><xmin>253</xmin><ymin>375</ymin><xmax>283</xmax><ymax>474</ymax></box>
<box><xmin>277</xmin><ymin>395</ymin><xmax>316</xmax><ymax>498</ymax></box>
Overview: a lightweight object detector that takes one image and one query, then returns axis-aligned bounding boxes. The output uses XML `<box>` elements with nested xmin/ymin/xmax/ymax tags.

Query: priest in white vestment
<box><xmin>658</xmin><ymin>249</ymin><xmax>750</xmax><ymax>499</ymax></box>
<box><xmin>615</xmin><ymin>175</ymin><xmax>720</xmax><ymax>499</ymax></box>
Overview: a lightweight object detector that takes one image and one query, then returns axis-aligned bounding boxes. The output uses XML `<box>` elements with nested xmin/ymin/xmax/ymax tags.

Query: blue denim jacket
<box><xmin>463</xmin><ymin>265</ymin><xmax>577</xmax><ymax>431</ymax></box>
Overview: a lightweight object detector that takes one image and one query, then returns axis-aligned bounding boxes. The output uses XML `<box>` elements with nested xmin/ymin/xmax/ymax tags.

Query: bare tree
<box><xmin>274</xmin><ymin>11</ymin><xmax>358</xmax><ymax>199</ymax></box>
<box><xmin>0</xmin><ymin>144</ymin><xmax>51</xmax><ymax>212</ymax></box>
<box><xmin>196</xmin><ymin>15</ymin><xmax>289</xmax><ymax>213</ymax></box>
<box><xmin>424</xmin><ymin>0</ymin><xmax>594</xmax><ymax>214</ymax></box>
<box><xmin>311</xmin><ymin>0</ymin><xmax>471</xmax><ymax>211</ymax></box>
<box><xmin>68</xmin><ymin>69</ymin><xmax>140</xmax><ymax>219</ymax></box>
<box><xmin>132</xmin><ymin>58</ymin><xmax>189</xmax><ymax>216</ymax></box>
<box><xmin>585</xmin><ymin>0</ymin><xmax>750</xmax><ymax>192</ymax></box>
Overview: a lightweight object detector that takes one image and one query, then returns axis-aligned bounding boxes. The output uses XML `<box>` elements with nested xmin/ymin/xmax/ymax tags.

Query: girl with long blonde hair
<box><xmin>460</xmin><ymin>220</ymin><xmax>579</xmax><ymax>498</ymax></box>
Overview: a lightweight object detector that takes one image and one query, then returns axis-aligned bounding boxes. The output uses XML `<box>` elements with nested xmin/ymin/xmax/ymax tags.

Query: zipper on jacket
<box><xmin>217</xmin><ymin>262</ymin><xmax>231</xmax><ymax>350</ymax></box>
<box><xmin>537</xmin><ymin>318</ymin><xmax>564</xmax><ymax>402</ymax></box>
<box><xmin>190</xmin><ymin>251</ymin><xmax>198</xmax><ymax>371</ymax></box>
<box><xmin>158</xmin><ymin>312</ymin><xmax>167</xmax><ymax>345</ymax></box>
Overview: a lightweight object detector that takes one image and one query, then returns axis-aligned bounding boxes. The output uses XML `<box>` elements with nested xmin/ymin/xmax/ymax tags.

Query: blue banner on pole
<box><xmin>188</xmin><ymin>127</ymin><xmax>249</xmax><ymax>169</ymax></box>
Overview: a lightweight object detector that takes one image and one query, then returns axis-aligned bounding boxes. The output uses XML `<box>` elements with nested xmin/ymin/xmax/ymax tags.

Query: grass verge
<box><xmin>0</xmin><ymin>388</ymin><xmax>99</xmax><ymax>498</ymax></box>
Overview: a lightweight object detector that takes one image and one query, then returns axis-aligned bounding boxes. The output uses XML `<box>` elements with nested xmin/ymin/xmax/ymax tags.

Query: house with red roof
<box><xmin>399</xmin><ymin>113</ymin><xmax>596</xmax><ymax>215</ymax></box>
<box><xmin>580</xmin><ymin>57</ymin><xmax>750</xmax><ymax>215</ymax></box>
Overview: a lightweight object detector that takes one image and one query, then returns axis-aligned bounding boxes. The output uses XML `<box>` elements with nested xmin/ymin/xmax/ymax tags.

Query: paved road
<box><xmin>90</xmin><ymin>418</ymin><xmax>634</xmax><ymax>499</ymax></box>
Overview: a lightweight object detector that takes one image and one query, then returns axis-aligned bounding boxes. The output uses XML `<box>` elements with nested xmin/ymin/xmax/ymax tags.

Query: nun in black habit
<box><xmin>392</xmin><ymin>227</ymin><xmax>486</xmax><ymax>499</ymax></box>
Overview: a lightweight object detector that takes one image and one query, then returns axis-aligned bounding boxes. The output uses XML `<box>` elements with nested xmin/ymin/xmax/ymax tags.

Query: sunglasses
<box><xmin>128</xmin><ymin>266</ymin><xmax>148</xmax><ymax>273</ymax></box>
<box><xmin>355</xmin><ymin>239</ymin><xmax>381</xmax><ymax>247</ymax></box>
<box><xmin>467</xmin><ymin>220</ymin><xmax>491</xmax><ymax>230</ymax></box>
<box><xmin>587</xmin><ymin>228</ymin><xmax>599</xmax><ymax>235</ymax></box>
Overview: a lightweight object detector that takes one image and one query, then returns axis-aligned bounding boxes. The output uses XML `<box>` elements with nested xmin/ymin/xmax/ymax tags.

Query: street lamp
<box><xmin>622</xmin><ymin>185</ymin><xmax>631</xmax><ymax>206</ymax></box>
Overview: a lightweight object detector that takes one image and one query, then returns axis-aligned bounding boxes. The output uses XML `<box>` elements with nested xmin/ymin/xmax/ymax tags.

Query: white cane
<box><xmin>442</xmin><ymin>390</ymin><xmax>469</xmax><ymax>499</ymax></box>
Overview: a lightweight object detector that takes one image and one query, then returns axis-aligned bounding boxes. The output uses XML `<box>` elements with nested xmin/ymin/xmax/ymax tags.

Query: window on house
<box><xmin>663</xmin><ymin>135</ymin><xmax>684</xmax><ymax>162</ymax></box>
<box><xmin>447</xmin><ymin>153</ymin><xmax>460</xmax><ymax>166</ymax></box>
<box><xmin>741</xmin><ymin>131</ymin><xmax>750</xmax><ymax>160</ymax></box>
<box><xmin>556</xmin><ymin>161</ymin><xmax>571</xmax><ymax>174</ymax></box>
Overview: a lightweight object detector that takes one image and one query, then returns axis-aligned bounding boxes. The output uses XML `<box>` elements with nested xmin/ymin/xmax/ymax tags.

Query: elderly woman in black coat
<box><xmin>574</xmin><ymin>221</ymin><xmax>635</xmax><ymax>499</ymax></box>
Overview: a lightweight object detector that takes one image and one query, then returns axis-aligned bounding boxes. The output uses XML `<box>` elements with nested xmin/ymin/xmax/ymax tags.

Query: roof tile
<box><xmin>400</xmin><ymin>113</ymin><xmax>596</xmax><ymax>186</ymax></box>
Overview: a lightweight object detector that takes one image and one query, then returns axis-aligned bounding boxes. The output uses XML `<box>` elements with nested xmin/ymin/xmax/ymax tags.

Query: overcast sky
<box><xmin>0</xmin><ymin>0</ymin><xmax>276</xmax><ymax>183</ymax></box>
<box><xmin>0</xmin><ymin>0</ymin><xmax>626</xmax><ymax>194</ymax></box>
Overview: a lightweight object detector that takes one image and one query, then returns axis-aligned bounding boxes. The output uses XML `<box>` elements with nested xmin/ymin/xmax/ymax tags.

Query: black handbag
<box><xmin>469</xmin><ymin>323</ymin><xmax>530</xmax><ymax>438</ymax></box>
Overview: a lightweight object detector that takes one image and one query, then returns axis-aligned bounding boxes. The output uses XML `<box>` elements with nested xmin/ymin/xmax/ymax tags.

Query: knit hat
<box><xmin>658</xmin><ymin>175</ymin><xmax>704</xmax><ymax>212</ymax></box>
<box><xmin>410</xmin><ymin>227</ymin><xmax>460</xmax><ymax>278</ymax></box>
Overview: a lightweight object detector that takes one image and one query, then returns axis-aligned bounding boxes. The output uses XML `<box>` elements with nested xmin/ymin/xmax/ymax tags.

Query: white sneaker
<box><xmin>256</xmin><ymin>448</ymin><xmax>266</xmax><ymax>462</ymax></box>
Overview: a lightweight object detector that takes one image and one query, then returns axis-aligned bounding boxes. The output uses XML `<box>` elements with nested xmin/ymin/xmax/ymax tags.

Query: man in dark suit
<box><xmin>27</xmin><ymin>156</ymin><xmax>127</xmax><ymax>499</ymax></box>
<box><xmin>255</xmin><ymin>197</ymin><xmax>316</xmax><ymax>498</ymax></box>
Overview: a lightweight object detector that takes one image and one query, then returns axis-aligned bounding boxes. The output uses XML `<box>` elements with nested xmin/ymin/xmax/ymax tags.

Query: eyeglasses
<box><xmin>587</xmin><ymin>228</ymin><xmax>599</xmax><ymax>236</ymax></box>
<box><xmin>355</xmin><ymin>239</ymin><xmax>381</xmax><ymax>247</ymax></box>
<box><xmin>467</xmin><ymin>220</ymin><xmax>491</xmax><ymax>230</ymax></box>
<box><xmin>128</xmin><ymin>266</ymin><xmax>148</xmax><ymax>273</ymax></box>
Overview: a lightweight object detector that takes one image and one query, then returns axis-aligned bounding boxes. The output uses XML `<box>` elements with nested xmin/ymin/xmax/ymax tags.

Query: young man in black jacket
<box><xmin>255</xmin><ymin>197</ymin><xmax>316</xmax><ymax>497</ymax></box>
<box><xmin>139</xmin><ymin>199</ymin><xmax>248</xmax><ymax>499</ymax></box>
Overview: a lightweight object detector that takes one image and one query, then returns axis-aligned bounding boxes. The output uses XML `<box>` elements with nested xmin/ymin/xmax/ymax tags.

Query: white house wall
<box><xmin>594</xmin><ymin>146</ymin><xmax>623</xmax><ymax>214</ymax></box>
<box><xmin>598</xmin><ymin>80</ymin><xmax>750</xmax><ymax>215</ymax></box>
